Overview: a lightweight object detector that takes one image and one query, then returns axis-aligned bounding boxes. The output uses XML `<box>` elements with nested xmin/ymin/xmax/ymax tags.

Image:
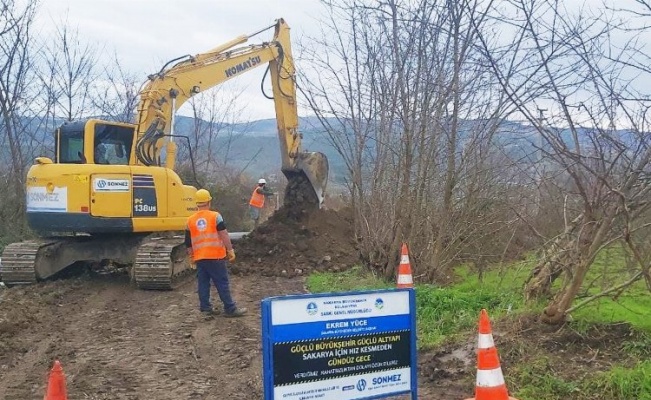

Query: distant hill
<box><xmin>6</xmin><ymin>113</ymin><xmax>624</xmax><ymax>189</ymax></box>
<box><xmin>171</xmin><ymin>115</ymin><xmax>349</xmax><ymax>185</ymax></box>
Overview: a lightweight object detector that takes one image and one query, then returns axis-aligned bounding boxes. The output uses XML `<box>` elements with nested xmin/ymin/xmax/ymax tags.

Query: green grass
<box><xmin>511</xmin><ymin>360</ymin><xmax>651</xmax><ymax>400</ymax></box>
<box><xmin>620</xmin><ymin>332</ymin><xmax>651</xmax><ymax>358</ymax></box>
<box><xmin>572</xmin><ymin>292</ymin><xmax>651</xmax><ymax>331</ymax></box>
<box><xmin>307</xmin><ymin>265</ymin><xmax>527</xmax><ymax>348</ymax></box>
<box><xmin>510</xmin><ymin>357</ymin><xmax>582</xmax><ymax>399</ymax></box>
<box><xmin>591</xmin><ymin>361</ymin><xmax>651</xmax><ymax>400</ymax></box>
<box><xmin>562</xmin><ymin>246</ymin><xmax>651</xmax><ymax>330</ymax></box>
<box><xmin>306</xmin><ymin>266</ymin><xmax>392</xmax><ymax>293</ymax></box>
<box><xmin>306</xmin><ymin>251</ymin><xmax>651</xmax><ymax>398</ymax></box>
<box><xmin>413</xmin><ymin>283</ymin><xmax>518</xmax><ymax>347</ymax></box>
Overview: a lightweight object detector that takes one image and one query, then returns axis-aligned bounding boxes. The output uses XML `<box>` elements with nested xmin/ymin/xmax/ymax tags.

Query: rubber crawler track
<box><xmin>132</xmin><ymin>236</ymin><xmax>194</xmax><ymax>290</ymax></box>
<box><xmin>0</xmin><ymin>241</ymin><xmax>43</xmax><ymax>285</ymax></box>
<box><xmin>0</xmin><ymin>236</ymin><xmax>193</xmax><ymax>290</ymax></box>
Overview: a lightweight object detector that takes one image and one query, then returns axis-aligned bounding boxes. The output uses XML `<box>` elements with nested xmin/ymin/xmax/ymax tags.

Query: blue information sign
<box><xmin>261</xmin><ymin>288</ymin><xmax>417</xmax><ymax>400</ymax></box>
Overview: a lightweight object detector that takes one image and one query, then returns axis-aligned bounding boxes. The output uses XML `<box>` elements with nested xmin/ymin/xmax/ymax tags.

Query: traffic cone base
<box><xmin>397</xmin><ymin>274</ymin><xmax>413</xmax><ymax>285</ymax></box>
<box><xmin>396</xmin><ymin>243</ymin><xmax>414</xmax><ymax>288</ymax></box>
<box><xmin>464</xmin><ymin>309</ymin><xmax>519</xmax><ymax>400</ymax></box>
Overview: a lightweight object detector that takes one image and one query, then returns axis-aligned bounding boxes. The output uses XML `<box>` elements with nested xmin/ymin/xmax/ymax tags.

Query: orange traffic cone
<box><xmin>43</xmin><ymin>360</ymin><xmax>68</xmax><ymax>400</ymax></box>
<box><xmin>465</xmin><ymin>309</ymin><xmax>518</xmax><ymax>400</ymax></box>
<box><xmin>396</xmin><ymin>243</ymin><xmax>414</xmax><ymax>288</ymax></box>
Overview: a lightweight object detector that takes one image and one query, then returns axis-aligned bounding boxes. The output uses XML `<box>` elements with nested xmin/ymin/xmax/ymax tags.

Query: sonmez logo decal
<box><xmin>372</xmin><ymin>373</ymin><xmax>402</xmax><ymax>385</ymax></box>
<box><xmin>94</xmin><ymin>178</ymin><xmax>129</xmax><ymax>192</ymax></box>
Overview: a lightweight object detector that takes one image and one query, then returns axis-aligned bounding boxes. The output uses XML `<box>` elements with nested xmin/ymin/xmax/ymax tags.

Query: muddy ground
<box><xmin>1</xmin><ymin>204</ymin><xmax>643</xmax><ymax>399</ymax></box>
<box><xmin>0</xmin><ymin>272</ymin><xmax>460</xmax><ymax>399</ymax></box>
<box><xmin>1</xmin><ymin>270</ymin><xmax>641</xmax><ymax>399</ymax></box>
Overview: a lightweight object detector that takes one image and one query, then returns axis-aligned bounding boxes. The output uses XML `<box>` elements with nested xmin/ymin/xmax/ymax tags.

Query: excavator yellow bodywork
<box><xmin>0</xmin><ymin>19</ymin><xmax>328</xmax><ymax>289</ymax></box>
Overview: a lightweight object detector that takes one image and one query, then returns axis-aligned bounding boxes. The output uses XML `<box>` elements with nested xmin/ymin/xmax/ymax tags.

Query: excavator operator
<box><xmin>185</xmin><ymin>189</ymin><xmax>247</xmax><ymax>318</ymax></box>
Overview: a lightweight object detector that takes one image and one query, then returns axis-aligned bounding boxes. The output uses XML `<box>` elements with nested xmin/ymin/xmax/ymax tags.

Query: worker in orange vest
<box><xmin>185</xmin><ymin>189</ymin><xmax>247</xmax><ymax>317</ymax></box>
<box><xmin>249</xmin><ymin>178</ymin><xmax>275</xmax><ymax>228</ymax></box>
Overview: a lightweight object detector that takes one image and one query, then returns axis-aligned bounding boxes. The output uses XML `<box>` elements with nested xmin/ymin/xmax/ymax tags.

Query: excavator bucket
<box><xmin>282</xmin><ymin>151</ymin><xmax>329</xmax><ymax>210</ymax></box>
<box><xmin>297</xmin><ymin>151</ymin><xmax>329</xmax><ymax>205</ymax></box>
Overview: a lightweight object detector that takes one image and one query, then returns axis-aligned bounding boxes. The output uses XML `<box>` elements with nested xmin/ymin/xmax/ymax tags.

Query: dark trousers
<box><xmin>196</xmin><ymin>259</ymin><xmax>236</xmax><ymax>313</ymax></box>
<box><xmin>249</xmin><ymin>205</ymin><xmax>261</xmax><ymax>228</ymax></box>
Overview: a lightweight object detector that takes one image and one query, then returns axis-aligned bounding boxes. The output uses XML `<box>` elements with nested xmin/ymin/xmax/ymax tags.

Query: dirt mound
<box><xmin>232</xmin><ymin>206</ymin><xmax>360</xmax><ymax>278</ymax></box>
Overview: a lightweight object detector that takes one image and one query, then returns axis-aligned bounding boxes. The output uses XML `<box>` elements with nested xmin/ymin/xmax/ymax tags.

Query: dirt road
<box><xmin>0</xmin><ymin>273</ymin><xmax>465</xmax><ymax>400</ymax></box>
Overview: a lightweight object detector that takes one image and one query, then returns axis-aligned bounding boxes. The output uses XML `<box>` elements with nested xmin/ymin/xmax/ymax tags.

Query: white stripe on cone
<box><xmin>397</xmin><ymin>275</ymin><xmax>413</xmax><ymax>284</ymax></box>
<box><xmin>400</xmin><ymin>255</ymin><xmax>410</xmax><ymax>264</ymax></box>
<box><xmin>476</xmin><ymin>367</ymin><xmax>506</xmax><ymax>387</ymax></box>
<box><xmin>478</xmin><ymin>333</ymin><xmax>495</xmax><ymax>349</ymax></box>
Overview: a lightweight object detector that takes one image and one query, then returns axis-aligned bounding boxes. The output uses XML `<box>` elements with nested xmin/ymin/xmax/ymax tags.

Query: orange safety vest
<box><xmin>249</xmin><ymin>186</ymin><xmax>265</xmax><ymax>208</ymax></box>
<box><xmin>187</xmin><ymin>210</ymin><xmax>226</xmax><ymax>261</ymax></box>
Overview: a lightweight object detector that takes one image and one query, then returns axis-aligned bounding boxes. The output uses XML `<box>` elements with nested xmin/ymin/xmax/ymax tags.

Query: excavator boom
<box><xmin>135</xmin><ymin>18</ymin><xmax>328</xmax><ymax>205</ymax></box>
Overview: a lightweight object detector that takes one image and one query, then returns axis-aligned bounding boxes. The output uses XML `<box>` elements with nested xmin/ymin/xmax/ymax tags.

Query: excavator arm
<box><xmin>134</xmin><ymin>18</ymin><xmax>328</xmax><ymax>206</ymax></box>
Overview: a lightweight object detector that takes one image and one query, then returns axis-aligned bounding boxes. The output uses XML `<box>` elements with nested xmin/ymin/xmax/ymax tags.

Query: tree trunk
<box><xmin>541</xmin><ymin>256</ymin><xmax>589</xmax><ymax>324</ymax></box>
<box><xmin>534</xmin><ymin>214</ymin><xmax>614</xmax><ymax>324</ymax></box>
<box><xmin>524</xmin><ymin>239</ymin><xmax>574</xmax><ymax>300</ymax></box>
<box><xmin>525</xmin><ymin>214</ymin><xmax>583</xmax><ymax>299</ymax></box>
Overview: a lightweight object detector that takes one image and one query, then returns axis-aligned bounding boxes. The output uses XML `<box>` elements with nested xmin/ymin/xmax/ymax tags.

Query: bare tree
<box><xmin>92</xmin><ymin>56</ymin><xmax>140</xmax><ymax>123</ymax></box>
<box><xmin>39</xmin><ymin>19</ymin><xmax>97</xmax><ymax>122</ymax></box>
<box><xmin>0</xmin><ymin>0</ymin><xmax>38</xmax><ymax>182</ymax></box>
<box><xmin>472</xmin><ymin>0</ymin><xmax>651</xmax><ymax>323</ymax></box>
<box><xmin>300</xmin><ymin>0</ymin><xmax>520</xmax><ymax>279</ymax></box>
<box><xmin>0</xmin><ymin>0</ymin><xmax>39</xmax><ymax>244</ymax></box>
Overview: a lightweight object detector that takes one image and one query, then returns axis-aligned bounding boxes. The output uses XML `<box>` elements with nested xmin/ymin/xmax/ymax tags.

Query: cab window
<box><xmin>93</xmin><ymin>123</ymin><xmax>134</xmax><ymax>165</ymax></box>
<box><xmin>57</xmin><ymin>124</ymin><xmax>86</xmax><ymax>164</ymax></box>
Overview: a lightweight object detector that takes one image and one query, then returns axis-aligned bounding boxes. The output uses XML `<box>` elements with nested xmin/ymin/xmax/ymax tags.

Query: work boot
<box><xmin>200</xmin><ymin>308</ymin><xmax>219</xmax><ymax>318</ymax></box>
<box><xmin>224</xmin><ymin>307</ymin><xmax>247</xmax><ymax>318</ymax></box>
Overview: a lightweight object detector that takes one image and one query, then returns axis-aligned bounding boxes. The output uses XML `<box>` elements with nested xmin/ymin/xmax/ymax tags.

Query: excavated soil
<box><xmin>232</xmin><ymin>206</ymin><xmax>360</xmax><ymax>278</ymax></box>
<box><xmin>231</xmin><ymin>174</ymin><xmax>360</xmax><ymax>278</ymax></box>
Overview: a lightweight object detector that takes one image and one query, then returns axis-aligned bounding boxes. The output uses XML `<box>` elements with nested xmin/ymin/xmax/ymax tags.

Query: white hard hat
<box><xmin>258</xmin><ymin>178</ymin><xmax>267</xmax><ymax>184</ymax></box>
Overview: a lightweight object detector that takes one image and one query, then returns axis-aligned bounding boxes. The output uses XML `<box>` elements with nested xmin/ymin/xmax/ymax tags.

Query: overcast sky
<box><xmin>33</xmin><ymin>0</ymin><xmax>327</xmax><ymax>121</ymax></box>
<box><xmin>31</xmin><ymin>0</ymin><xmax>651</xmax><ymax>126</ymax></box>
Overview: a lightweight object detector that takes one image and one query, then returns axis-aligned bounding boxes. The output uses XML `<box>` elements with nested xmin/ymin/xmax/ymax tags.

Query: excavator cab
<box><xmin>6</xmin><ymin>117</ymin><xmax>197</xmax><ymax>288</ymax></box>
<box><xmin>54</xmin><ymin>120</ymin><xmax>136</xmax><ymax>166</ymax></box>
<box><xmin>55</xmin><ymin>121</ymin><xmax>87</xmax><ymax>164</ymax></box>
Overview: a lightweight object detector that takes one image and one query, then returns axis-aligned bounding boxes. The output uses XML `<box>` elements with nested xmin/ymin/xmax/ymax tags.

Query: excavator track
<box><xmin>0</xmin><ymin>241</ymin><xmax>45</xmax><ymax>285</ymax></box>
<box><xmin>1</xmin><ymin>235</ymin><xmax>193</xmax><ymax>291</ymax></box>
<box><xmin>132</xmin><ymin>235</ymin><xmax>194</xmax><ymax>290</ymax></box>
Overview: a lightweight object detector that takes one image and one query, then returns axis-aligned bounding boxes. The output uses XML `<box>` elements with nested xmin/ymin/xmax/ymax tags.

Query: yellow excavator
<box><xmin>0</xmin><ymin>18</ymin><xmax>328</xmax><ymax>289</ymax></box>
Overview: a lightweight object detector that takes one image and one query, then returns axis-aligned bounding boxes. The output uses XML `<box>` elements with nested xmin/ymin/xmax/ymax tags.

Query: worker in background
<box><xmin>186</xmin><ymin>189</ymin><xmax>247</xmax><ymax>318</ymax></box>
<box><xmin>249</xmin><ymin>178</ymin><xmax>275</xmax><ymax>228</ymax></box>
